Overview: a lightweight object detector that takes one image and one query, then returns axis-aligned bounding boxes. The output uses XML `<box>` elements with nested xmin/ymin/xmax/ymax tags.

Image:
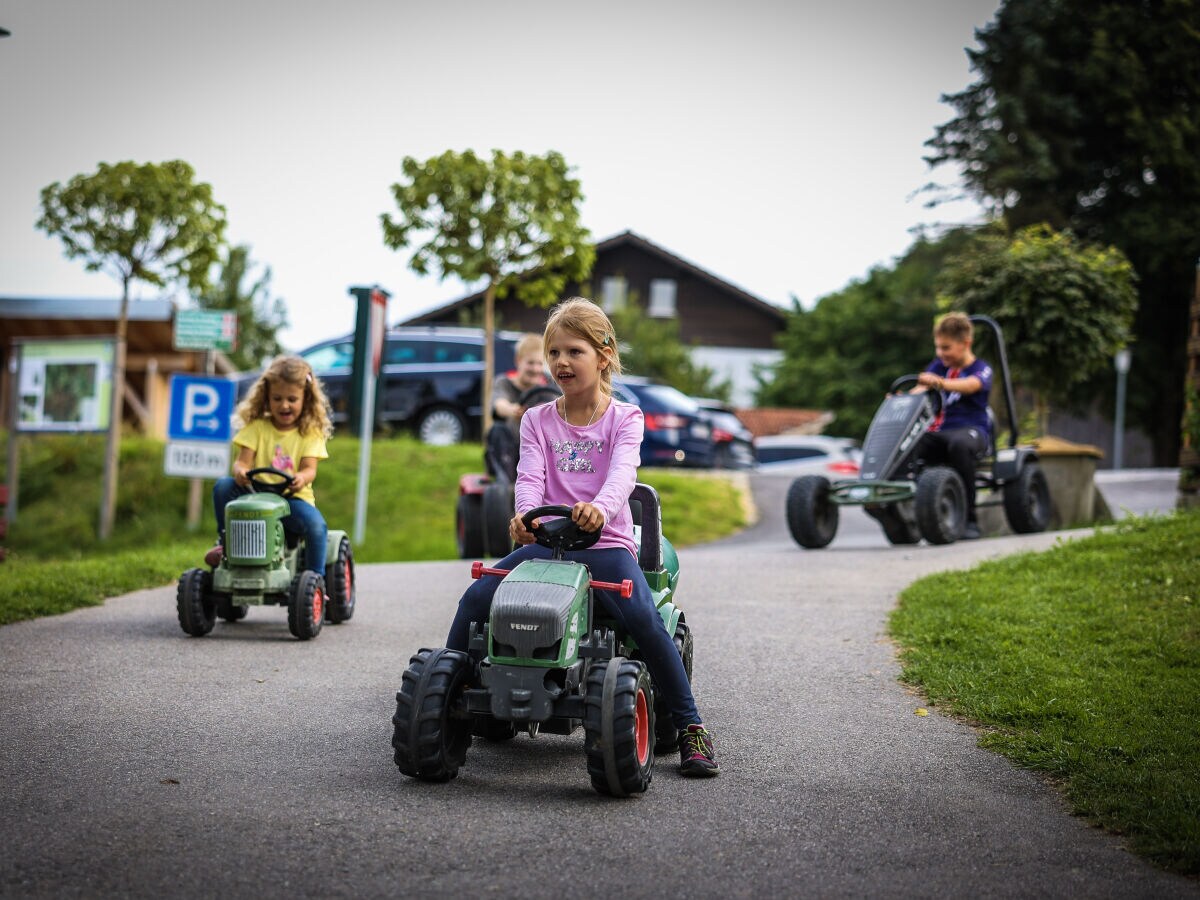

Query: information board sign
<box><xmin>174</xmin><ymin>309</ymin><xmax>237</xmax><ymax>352</ymax></box>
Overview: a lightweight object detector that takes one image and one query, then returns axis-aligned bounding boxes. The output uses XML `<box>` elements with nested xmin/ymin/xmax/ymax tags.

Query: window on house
<box><xmin>648</xmin><ymin>279</ymin><xmax>677</xmax><ymax>317</ymax></box>
<box><xmin>602</xmin><ymin>276</ymin><xmax>627</xmax><ymax>313</ymax></box>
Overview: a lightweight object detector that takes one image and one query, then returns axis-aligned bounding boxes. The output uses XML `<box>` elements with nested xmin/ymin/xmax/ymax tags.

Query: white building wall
<box><xmin>689</xmin><ymin>345</ymin><xmax>782</xmax><ymax>407</ymax></box>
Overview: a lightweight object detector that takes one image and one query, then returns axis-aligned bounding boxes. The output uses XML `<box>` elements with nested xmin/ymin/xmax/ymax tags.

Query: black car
<box><xmin>611</xmin><ymin>376</ymin><xmax>714</xmax><ymax>467</ymax></box>
<box><xmin>693</xmin><ymin>399</ymin><xmax>756</xmax><ymax>469</ymax></box>
<box><xmin>237</xmin><ymin>327</ymin><xmax>521</xmax><ymax>445</ymax></box>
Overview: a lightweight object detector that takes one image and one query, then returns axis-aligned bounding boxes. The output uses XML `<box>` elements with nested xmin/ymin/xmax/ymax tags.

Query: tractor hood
<box><xmin>489</xmin><ymin>560</ymin><xmax>588</xmax><ymax>663</ymax></box>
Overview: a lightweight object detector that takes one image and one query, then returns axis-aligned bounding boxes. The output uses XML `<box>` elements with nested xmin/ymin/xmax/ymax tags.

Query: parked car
<box><xmin>611</xmin><ymin>376</ymin><xmax>714</xmax><ymax>468</ymax></box>
<box><xmin>754</xmin><ymin>433</ymin><xmax>862</xmax><ymax>477</ymax></box>
<box><xmin>236</xmin><ymin>327</ymin><xmax>521</xmax><ymax>445</ymax></box>
<box><xmin>692</xmin><ymin>399</ymin><xmax>756</xmax><ymax>469</ymax></box>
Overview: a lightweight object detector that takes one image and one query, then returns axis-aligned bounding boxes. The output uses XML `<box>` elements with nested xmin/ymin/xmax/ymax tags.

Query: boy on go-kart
<box><xmin>910</xmin><ymin>312</ymin><xmax>994</xmax><ymax>540</ymax></box>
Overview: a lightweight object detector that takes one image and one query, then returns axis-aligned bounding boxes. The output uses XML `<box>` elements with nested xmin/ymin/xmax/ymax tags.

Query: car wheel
<box><xmin>915</xmin><ymin>466</ymin><xmax>966</xmax><ymax>544</ymax></box>
<box><xmin>1003</xmin><ymin>462</ymin><xmax>1051</xmax><ymax>533</ymax></box>
<box><xmin>392</xmin><ymin>648</ymin><xmax>473</xmax><ymax>781</ymax></box>
<box><xmin>417</xmin><ymin>406</ymin><xmax>466</xmax><ymax>446</ymax></box>
<box><xmin>584</xmin><ymin>657</ymin><xmax>655</xmax><ymax>797</ymax></box>
<box><xmin>177</xmin><ymin>568</ymin><xmax>215</xmax><ymax>636</ymax></box>
<box><xmin>456</xmin><ymin>492</ymin><xmax>486</xmax><ymax>559</ymax></box>
<box><xmin>785</xmin><ymin>475</ymin><xmax>838</xmax><ymax>548</ymax></box>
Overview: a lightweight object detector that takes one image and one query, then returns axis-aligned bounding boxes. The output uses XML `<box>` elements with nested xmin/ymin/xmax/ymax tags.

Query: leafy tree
<box><xmin>925</xmin><ymin>0</ymin><xmax>1200</xmax><ymax>462</ymax></box>
<box><xmin>196</xmin><ymin>244</ymin><xmax>288</xmax><ymax>370</ymax></box>
<box><xmin>381</xmin><ymin>149</ymin><xmax>593</xmax><ymax>434</ymax></box>
<box><xmin>37</xmin><ymin>160</ymin><xmax>227</xmax><ymax>538</ymax></box>
<box><xmin>609</xmin><ymin>297</ymin><xmax>731</xmax><ymax>401</ymax></box>
<box><xmin>756</xmin><ymin>230</ymin><xmax>973</xmax><ymax>439</ymax></box>
<box><xmin>939</xmin><ymin>223</ymin><xmax>1138</xmax><ymax>433</ymax></box>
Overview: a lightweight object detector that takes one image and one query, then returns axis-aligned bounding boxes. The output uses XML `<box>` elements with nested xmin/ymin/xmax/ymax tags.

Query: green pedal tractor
<box><xmin>392</xmin><ymin>483</ymin><xmax>691</xmax><ymax>798</ymax></box>
<box><xmin>176</xmin><ymin>467</ymin><xmax>355</xmax><ymax>640</ymax></box>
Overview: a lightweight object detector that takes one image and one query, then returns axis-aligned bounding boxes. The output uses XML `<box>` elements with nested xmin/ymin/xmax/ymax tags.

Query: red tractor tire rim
<box><xmin>635</xmin><ymin>688</ymin><xmax>650</xmax><ymax>765</ymax></box>
<box><xmin>312</xmin><ymin>587</ymin><xmax>324</xmax><ymax>624</ymax></box>
<box><xmin>343</xmin><ymin>560</ymin><xmax>352</xmax><ymax>598</ymax></box>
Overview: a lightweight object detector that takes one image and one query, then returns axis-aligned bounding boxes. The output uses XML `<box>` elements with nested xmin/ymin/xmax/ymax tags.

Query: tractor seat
<box><xmin>627</xmin><ymin>483</ymin><xmax>663</xmax><ymax>573</ymax></box>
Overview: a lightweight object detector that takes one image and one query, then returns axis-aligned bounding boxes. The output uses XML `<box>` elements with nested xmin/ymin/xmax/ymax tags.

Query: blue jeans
<box><xmin>212</xmin><ymin>477</ymin><xmax>327</xmax><ymax>577</ymax></box>
<box><xmin>446</xmin><ymin>544</ymin><xmax>701</xmax><ymax>730</ymax></box>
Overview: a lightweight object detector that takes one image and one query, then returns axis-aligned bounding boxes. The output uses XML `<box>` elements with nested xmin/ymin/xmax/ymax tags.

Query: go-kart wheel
<box><xmin>472</xmin><ymin>715</ymin><xmax>518</xmax><ymax>742</ymax></box>
<box><xmin>865</xmin><ymin>502</ymin><xmax>921</xmax><ymax>545</ymax></box>
<box><xmin>456</xmin><ymin>493</ymin><xmax>486</xmax><ymax>559</ymax></box>
<box><xmin>482</xmin><ymin>482</ymin><xmax>514</xmax><ymax>558</ymax></box>
<box><xmin>288</xmin><ymin>570</ymin><xmax>325</xmax><ymax>640</ymax></box>
<box><xmin>1003</xmin><ymin>462</ymin><xmax>1051</xmax><ymax>534</ymax></box>
<box><xmin>215</xmin><ymin>597</ymin><xmax>249</xmax><ymax>622</ymax></box>
<box><xmin>392</xmin><ymin>648</ymin><xmax>473</xmax><ymax>780</ymax></box>
<box><xmin>177</xmin><ymin>568</ymin><xmax>216</xmax><ymax>637</ymax></box>
<box><xmin>327</xmin><ymin>536</ymin><xmax>355</xmax><ymax>623</ymax></box>
<box><xmin>785</xmin><ymin>476</ymin><xmax>839</xmax><ymax>549</ymax></box>
<box><xmin>915</xmin><ymin>466</ymin><xmax>966</xmax><ymax>544</ymax></box>
<box><xmin>522</xmin><ymin>505</ymin><xmax>602</xmax><ymax>556</ymax></box>
<box><xmin>584</xmin><ymin>657</ymin><xmax>655</xmax><ymax>797</ymax></box>
<box><xmin>654</xmin><ymin>620</ymin><xmax>693</xmax><ymax>753</ymax></box>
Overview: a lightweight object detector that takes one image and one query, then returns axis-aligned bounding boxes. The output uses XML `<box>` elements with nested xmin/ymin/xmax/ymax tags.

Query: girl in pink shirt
<box><xmin>445</xmin><ymin>298</ymin><xmax>719</xmax><ymax>777</ymax></box>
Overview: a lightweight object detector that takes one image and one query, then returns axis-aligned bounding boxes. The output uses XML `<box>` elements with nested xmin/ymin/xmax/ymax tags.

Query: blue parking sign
<box><xmin>168</xmin><ymin>375</ymin><xmax>235</xmax><ymax>443</ymax></box>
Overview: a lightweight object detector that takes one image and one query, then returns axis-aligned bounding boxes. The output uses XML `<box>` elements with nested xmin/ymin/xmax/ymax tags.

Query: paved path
<box><xmin>0</xmin><ymin>471</ymin><xmax>1194</xmax><ymax>898</ymax></box>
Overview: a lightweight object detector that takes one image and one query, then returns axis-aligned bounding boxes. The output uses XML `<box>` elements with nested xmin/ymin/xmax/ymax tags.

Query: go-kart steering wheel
<box><xmin>889</xmin><ymin>374</ymin><xmax>944</xmax><ymax>417</ymax></box>
<box><xmin>246</xmin><ymin>466</ymin><xmax>296</xmax><ymax>495</ymax></box>
<box><xmin>518</xmin><ymin>384</ymin><xmax>561</xmax><ymax>408</ymax></box>
<box><xmin>522</xmin><ymin>505</ymin><xmax>601</xmax><ymax>556</ymax></box>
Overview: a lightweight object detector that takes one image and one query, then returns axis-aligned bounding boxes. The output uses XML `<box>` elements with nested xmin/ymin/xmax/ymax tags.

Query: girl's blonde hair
<box><xmin>514</xmin><ymin>332</ymin><xmax>544</xmax><ymax>362</ymax></box>
<box><xmin>543</xmin><ymin>297</ymin><xmax>622</xmax><ymax>395</ymax></box>
<box><xmin>235</xmin><ymin>355</ymin><xmax>333</xmax><ymax>437</ymax></box>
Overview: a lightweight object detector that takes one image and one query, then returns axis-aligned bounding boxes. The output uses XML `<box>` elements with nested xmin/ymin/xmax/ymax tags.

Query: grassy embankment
<box><xmin>890</xmin><ymin>511</ymin><xmax>1200</xmax><ymax>875</ymax></box>
<box><xmin>0</xmin><ymin>432</ymin><xmax>745</xmax><ymax>625</ymax></box>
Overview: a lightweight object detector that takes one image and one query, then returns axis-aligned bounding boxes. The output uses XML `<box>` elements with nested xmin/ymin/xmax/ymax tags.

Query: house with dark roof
<box><xmin>400</xmin><ymin>230</ymin><xmax>787</xmax><ymax>406</ymax></box>
<box><xmin>0</xmin><ymin>296</ymin><xmax>234</xmax><ymax>438</ymax></box>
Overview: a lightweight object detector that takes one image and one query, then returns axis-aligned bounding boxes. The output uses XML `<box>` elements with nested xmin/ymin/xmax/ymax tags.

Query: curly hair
<box><xmin>235</xmin><ymin>355</ymin><xmax>333</xmax><ymax>438</ymax></box>
<box><xmin>543</xmin><ymin>297</ymin><xmax>622</xmax><ymax>395</ymax></box>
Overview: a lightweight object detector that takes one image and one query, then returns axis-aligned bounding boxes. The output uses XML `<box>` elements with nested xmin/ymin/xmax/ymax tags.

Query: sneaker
<box><xmin>204</xmin><ymin>542</ymin><xmax>224</xmax><ymax>567</ymax></box>
<box><xmin>962</xmin><ymin>522</ymin><xmax>982</xmax><ymax>541</ymax></box>
<box><xmin>678</xmin><ymin>724</ymin><xmax>720</xmax><ymax>777</ymax></box>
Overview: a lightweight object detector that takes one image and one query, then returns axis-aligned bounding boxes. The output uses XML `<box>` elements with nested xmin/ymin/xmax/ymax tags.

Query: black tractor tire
<box><xmin>288</xmin><ymin>571</ymin><xmax>326</xmax><ymax>640</ymax></box>
<box><xmin>865</xmin><ymin>502</ymin><xmax>922</xmax><ymax>545</ymax></box>
<box><xmin>654</xmin><ymin>620</ymin><xmax>693</xmax><ymax>753</ymax></box>
<box><xmin>215</xmin><ymin>597</ymin><xmax>249</xmax><ymax>622</ymax></box>
<box><xmin>584</xmin><ymin>657</ymin><xmax>655</xmax><ymax>797</ymax></box>
<box><xmin>482</xmin><ymin>481</ymin><xmax>514</xmax><ymax>558</ymax></box>
<box><xmin>472</xmin><ymin>716</ymin><xmax>518</xmax><ymax>742</ymax></box>
<box><xmin>1003</xmin><ymin>462</ymin><xmax>1051</xmax><ymax>534</ymax></box>
<box><xmin>785</xmin><ymin>476</ymin><xmax>838</xmax><ymax>549</ymax></box>
<box><xmin>327</xmin><ymin>536</ymin><xmax>356</xmax><ymax>623</ymax></box>
<box><xmin>177</xmin><ymin>568</ymin><xmax>215</xmax><ymax>636</ymax></box>
<box><xmin>915</xmin><ymin>466</ymin><xmax>966</xmax><ymax>545</ymax></box>
<box><xmin>456</xmin><ymin>493</ymin><xmax>486</xmax><ymax>559</ymax></box>
<box><xmin>392</xmin><ymin>648</ymin><xmax>473</xmax><ymax>781</ymax></box>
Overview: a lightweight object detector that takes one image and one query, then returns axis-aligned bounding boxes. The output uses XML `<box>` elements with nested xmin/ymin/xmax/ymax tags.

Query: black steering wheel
<box><xmin>889</xmin><ymin>374</ymin><xmax>944</xmax><ymax>417</ymax></box>
<box><xmin>518</xmin><ymin>384</ymin><xmax>561</xmax><ymax>408</ymax></box>
<box><xmin>246</xmin><ymin>466</ymin><xmax>296</xmax><ymax>495</ymax></box>
<box><xmin>521</xmin><ymin>505</ymin><xmax>601</xmax><ymax>556</ymax></box>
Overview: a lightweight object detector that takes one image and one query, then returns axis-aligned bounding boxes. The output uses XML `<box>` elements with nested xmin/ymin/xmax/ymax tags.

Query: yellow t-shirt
<box><xmin>232</xmin><ymin>418</ymin><xmax>329</xmax><ymax>506</ymax></box>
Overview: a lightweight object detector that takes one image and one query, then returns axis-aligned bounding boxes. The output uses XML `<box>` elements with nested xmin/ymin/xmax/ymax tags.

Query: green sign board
<box><xmin>16</xmin><ymin>338</ymin><xmax>115</xmax><ymax>432</ymax></box>
<box><xmin>174</xmin><ymin>309</ymin><xmax>237</xmax><ymax>352</ymax></box>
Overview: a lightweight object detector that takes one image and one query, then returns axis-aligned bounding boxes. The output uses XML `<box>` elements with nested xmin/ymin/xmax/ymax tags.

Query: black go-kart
<box><xmin>456</xmin><ymin>383</ymin><xmax>562</xmax><ymax>558</ymax></box>
<box><xmin>785</xmin><ymin>315</ymin><xmax>1051</xmax><ymax>548</ymax></box>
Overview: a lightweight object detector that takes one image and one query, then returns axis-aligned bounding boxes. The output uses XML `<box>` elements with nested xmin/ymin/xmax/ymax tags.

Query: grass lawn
<box><xmin>0</xmin><ymin>431</ymin><xmax>745</xmax><ymax>625</ymax></box>
<box><xmin>890</xmin><ymin>511</ymin><xmax>1200</xmax><ymax>875</ymax></box>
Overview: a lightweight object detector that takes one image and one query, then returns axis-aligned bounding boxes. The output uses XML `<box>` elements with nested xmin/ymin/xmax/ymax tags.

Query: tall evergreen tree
<box><xmin>196</xmin><ymin>244</ymin><xmax>288</xmax><ymax>370</ymax></box>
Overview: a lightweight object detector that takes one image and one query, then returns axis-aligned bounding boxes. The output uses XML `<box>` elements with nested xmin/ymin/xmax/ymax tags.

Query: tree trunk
<box><xmin>99</xmin><ymin>281</ymin><xmax>128</xmax><ymax>540</ymax></box>
<box><xmin>481</xmin><ymin>279</ymin><xmax>496</xmax><ymax>437</ymax></box>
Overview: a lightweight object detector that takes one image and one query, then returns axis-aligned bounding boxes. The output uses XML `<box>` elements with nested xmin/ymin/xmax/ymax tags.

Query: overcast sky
<box><xmin>0</xmin><ymin>0</ymin><xmax>1000</xmax><ymax>352</ymax></box>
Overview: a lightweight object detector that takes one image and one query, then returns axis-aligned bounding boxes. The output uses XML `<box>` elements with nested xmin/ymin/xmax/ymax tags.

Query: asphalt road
<box><xmin>1</xmin><ymin>470</ymin><xmax>1194</xmax><ymax>899</ymax></box>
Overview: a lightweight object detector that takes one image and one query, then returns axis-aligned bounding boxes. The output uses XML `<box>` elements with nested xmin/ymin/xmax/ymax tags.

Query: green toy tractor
<box><xmin>392</xmin><ymin>483</ymin><xmax>690</xmax><ymax>797</ymax></box>
<box><xmin>176</xmin><ymin>467</ymin><xmax>355</xmax><ymax>640</ymax></box>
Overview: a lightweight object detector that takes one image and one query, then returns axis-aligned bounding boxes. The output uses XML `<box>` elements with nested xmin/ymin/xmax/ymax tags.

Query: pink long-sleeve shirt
<box><xmin>514</xmin><ymin>398</ymin><xmax>643</xmax><ymax>558</ymax></box>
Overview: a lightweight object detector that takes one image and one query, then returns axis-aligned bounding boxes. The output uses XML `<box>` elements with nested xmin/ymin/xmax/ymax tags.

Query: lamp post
<box><xmin>1113</xmin><ymin>348</ymin><xmax>1132</xmax><ymax>470</ymax></box>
